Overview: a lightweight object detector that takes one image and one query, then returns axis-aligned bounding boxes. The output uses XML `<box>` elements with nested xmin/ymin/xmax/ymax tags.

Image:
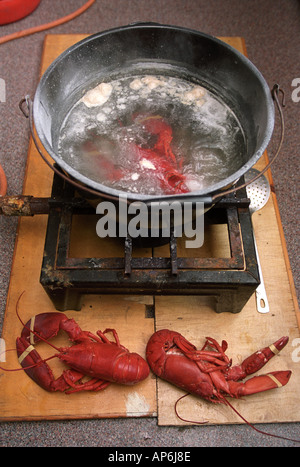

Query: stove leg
<box><xmin>215</xmin><ymin>287</ymin><xmax>256</xmax><ymax>313</ymax></box>
<box><xmin>43</xmin><ymin>287</ymin><xmax>82</xmax><ymax>311</ymax></box>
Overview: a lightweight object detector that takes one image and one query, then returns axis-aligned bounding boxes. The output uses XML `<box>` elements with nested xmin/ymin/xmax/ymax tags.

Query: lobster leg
<box><xmin>174</xmin><ymin>334</ymin><xmax>231</xmax><ymax>371</ymax></box>
<box><xmin>226</xmin><ymin>336</ymin><xmax>289</xmax><ymax>381</ymax></box>
<box><xmin>63</xmin><ymin>373</ymin><xmax>110</xmax><ymax>394</ymax></box>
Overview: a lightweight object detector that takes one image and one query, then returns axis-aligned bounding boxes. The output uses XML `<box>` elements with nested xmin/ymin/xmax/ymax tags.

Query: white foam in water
<box><xmin>58</xmin><ymin>75</ymin><xmax>246</xmax><ymax>195</ymax></box>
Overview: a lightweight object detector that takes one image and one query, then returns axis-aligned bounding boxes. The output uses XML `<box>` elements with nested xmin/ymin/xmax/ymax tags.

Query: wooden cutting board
<box><xmin>0</xmin><ymin>35</ymin><xmax>299</xmax><ymax>426</ymax></box>
<box><xmin>0</xmin><ymin>34</ymin><xmax>156</xmax><ymax>421</ymax></box>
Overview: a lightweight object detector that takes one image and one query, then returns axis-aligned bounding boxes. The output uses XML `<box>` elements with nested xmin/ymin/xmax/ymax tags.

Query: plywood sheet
<box><xmin>155</xmin><ymin>157</ymin><xmax>300</xmax><ymax>426</ymax></box>
<box><xmin>154</xmin><ymin>36</ymin><xmax>300</xmax><ymax>426</ymax></box>
<box><xmin>0</xmin><ymin>34</ymin><xmax>156</xmax><ymax>421</ymax></box>
<box><xmin>0</xmin><ymin>35</ymin><xmax>299</xmax><ymax>426</ymax></box>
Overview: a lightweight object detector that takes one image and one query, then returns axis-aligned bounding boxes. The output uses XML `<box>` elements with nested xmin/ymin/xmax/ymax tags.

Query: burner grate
<box><xmin>40</xmin><ymin>173</ymin><xmax>259</xmax><ymax>313</ymax></box>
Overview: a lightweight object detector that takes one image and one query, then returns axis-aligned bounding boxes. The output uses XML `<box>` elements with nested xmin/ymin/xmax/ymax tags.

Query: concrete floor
<box><xmin>0</xmin><ymin>0</ymin><xmax>299</xmax><ymax>447</ymax></box>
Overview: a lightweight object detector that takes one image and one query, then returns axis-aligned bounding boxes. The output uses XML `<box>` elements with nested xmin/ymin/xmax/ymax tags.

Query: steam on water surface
<box><xmin>58</xmin><ymin>74</ymin><xmax>246</xmax><ymax>195</ymax></box>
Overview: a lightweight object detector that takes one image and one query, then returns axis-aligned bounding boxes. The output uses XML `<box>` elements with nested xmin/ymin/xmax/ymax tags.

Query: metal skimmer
<box><xmin>245</xmin><ymin>168</ymin><xmax>271</xmax><ymax>313</ymax></box>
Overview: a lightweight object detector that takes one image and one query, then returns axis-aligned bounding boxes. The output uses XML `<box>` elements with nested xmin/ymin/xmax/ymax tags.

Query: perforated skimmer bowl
<box><xmin>245</xmin><ymin>168</ymin><xmax>271</xmax><ymax>214</ymax></box>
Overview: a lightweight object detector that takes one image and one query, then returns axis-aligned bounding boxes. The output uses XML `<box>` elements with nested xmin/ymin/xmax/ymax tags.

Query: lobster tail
<box><xmin>146</xmin><ymin>334</ymin><xmax>167</xmax><ymax>377</ymax></box>
<box><xmin>146</xmin><ymin>329</ymin><xmax>191</xmax><ymax>375</ymax></box>
<box><xmin>146</xmin><ymin>329</ymin><xmax>215</xmax><ymax>400</ymax></box>
<box><xmin>112</xmin><ymin>352</ymin><xmax>150</xmax><ymax>385</ymax></box>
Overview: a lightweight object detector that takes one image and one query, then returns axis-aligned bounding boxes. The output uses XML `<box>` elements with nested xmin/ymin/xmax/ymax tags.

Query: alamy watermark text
<box><xmin>291</xmin><ymin>78</ymin><xmax>300</xmax><ymax>103</ymax></box>
<box><xmin>96</xmin><ymin>196</ymin><xmax>204</xmax><ymax>248</ymax></box>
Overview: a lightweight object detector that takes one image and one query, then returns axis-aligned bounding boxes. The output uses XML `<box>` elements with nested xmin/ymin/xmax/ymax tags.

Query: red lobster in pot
<box><xmin>15</xmin><ymin>308</ymin><xmax>149</xmax><ymax>393</ymax></box>
<box><xmin>146</xmin><ymin>329</ymin><xmax>299</xmax><ymax>442</ymax></box>
<box><xmin>126</xmin><ymin>114</ymin><xmax>190</xmax><ymax>194</ymax></box>
<box><xmin>82</xmin><ymin>114</ymin><xmax>189</xmax><ymax>195</ymax></box>
<box><xmin>130</xmin><ymin>114</ymin><xmax>189</xmax><ymax>195</ymax></box>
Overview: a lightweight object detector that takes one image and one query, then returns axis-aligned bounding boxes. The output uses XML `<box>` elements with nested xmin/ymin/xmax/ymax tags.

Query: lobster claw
<box><xmin>16</xmin><ymin>337</ymin><xmax>66</xmax><ymax>392</ymax></box>
<box><xmin>226</xmin><ymin>336</ymin><xmax>290</xmax><ymax>381</ymax></box>
<box><xmin>20</xmin><ymin>312</ymin><xmax>89</xmax><ymax>344</ymax></box>
<box><xmin>227</xmin><ymin>370</ymin><xmax>292</xmax><ymax>398</ymax></box>
<box><xmin>16</xmin><ymin>336</ymin><xmax>89</xmax><ymax>392</ymax></box>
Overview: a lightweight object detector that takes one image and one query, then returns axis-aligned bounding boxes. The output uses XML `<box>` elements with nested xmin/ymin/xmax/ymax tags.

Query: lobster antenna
<box><xmin>223</xmin><ymin>397</ymin><xmax>300</xmax><ymax>444</ymax></box>
<box><xmin>16</xmin><ymin>291</ymin><xmax>60</xmax><ymax>352</ymax></box>
<box><xmin>0</xmin><ymin>348</ymin><xmax>19</xmax><ymax>371</ymax></box>
<box><xmin>174</xmin><ymin>393</ymin><xmax>209</xmax><ymax>424</ymax></box>
<box><xmin>174</xmin><ymin>393</ymin><xmax>300</xmax><ymax>444</ymax></box>
<box><xmin>0</xmin><ymin>354</ymin><xmax>57</xmax><ymax>372</ymax></box>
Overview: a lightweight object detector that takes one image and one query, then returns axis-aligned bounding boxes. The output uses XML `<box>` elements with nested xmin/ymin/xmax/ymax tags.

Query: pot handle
<box><xmin>212</xmin><ymin>84</ymin><xmax>285</xmax><ymax>203</ymax></box>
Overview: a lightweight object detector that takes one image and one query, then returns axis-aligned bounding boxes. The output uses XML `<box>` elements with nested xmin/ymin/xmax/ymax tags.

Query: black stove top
<box><xmin>40</xmin><ymin>172</ymin><xmax>260</xmax><ymax>314</ymax></box>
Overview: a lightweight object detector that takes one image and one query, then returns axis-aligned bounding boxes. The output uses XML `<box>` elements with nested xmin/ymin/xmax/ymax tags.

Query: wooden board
<box><xmin>0</xmin><ymin>35</ymin><xmax>299</xmax><ymax>426</ymax></box>
<box><xmin>0</xmin><ymin>34</ymin><xmax>156</xmax><ymax>421</ymax></box>
<box><xmin>155</xmin><ymin>38</ymin><xmax>300</xmax><ymax>426</ymax></box>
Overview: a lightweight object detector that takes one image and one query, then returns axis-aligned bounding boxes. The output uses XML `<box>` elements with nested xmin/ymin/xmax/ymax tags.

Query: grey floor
<box><xmin>0</xmin><ymin>0</ymin><xmax>299</xmax><ymax>447</ymax></box>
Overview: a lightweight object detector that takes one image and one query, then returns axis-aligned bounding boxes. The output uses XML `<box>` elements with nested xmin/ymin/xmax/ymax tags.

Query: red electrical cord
<box><xmin>0</xmin><ymin>0</ymin><xmax>96</xmax><ymax>45</ymax></box>
<box><xmin>0</xmin><ymin>0</ymin><xmax>96</xmax><ymax>195</ymax></box>
<box><xmin>0</xmin><ymin>164</ymin><xmax>7</xmax><ymax>196</ymax></box>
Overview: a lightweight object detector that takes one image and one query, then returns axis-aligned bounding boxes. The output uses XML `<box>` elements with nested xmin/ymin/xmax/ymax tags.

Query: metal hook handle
<box><xmin>19</xmin><ymin>96</ymin><xmax>30</xmax><ymax>118</ymax></box>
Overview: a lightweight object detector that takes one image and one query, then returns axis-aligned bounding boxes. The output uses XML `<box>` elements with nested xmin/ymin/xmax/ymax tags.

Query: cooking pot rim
<box><xmin>32</xmin><ymin>23</ymin><xmax>275</xmax><ymax>201</ymax></box>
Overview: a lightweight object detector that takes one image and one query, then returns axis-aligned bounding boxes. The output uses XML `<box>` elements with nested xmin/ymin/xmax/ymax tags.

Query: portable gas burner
<box><xmin>38</xmin><ymin>171</ymin><xmax>259</xmax><ymax>313</ymax></box>
<box><xmin>4</xmin><ymin>25</ymin><xmax>284</xmax><ymax>317</ymax></box>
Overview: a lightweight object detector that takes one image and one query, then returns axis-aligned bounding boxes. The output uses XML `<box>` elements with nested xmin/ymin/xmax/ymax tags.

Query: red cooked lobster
<box><xmin>146</xmin><ymin>329</ymin><xmax>299</xmax><ymax>443</ymax></box>
<box><xmin>82</xmin><ymin>114</ymin><xmax>189</xmax><ymax>195</ymax></box>
<box><xmin>146</xmin><ymin>329</ymin><xmax>291</xmax><ymax>402</ymax></box>
<box><xmin>129</xmin><ymin>114</ymin><xmax>189</xmax><ymax>194</ymax></box>
<box><xmin>14</xmin><ymin>305</ymin><xmax>149</xmax><ymax>393</ymax></box>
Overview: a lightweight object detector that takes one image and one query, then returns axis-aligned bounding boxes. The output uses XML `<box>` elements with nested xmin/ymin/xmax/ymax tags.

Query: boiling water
<box><xmin>57</xmin><ymin>75</ymin><xmax>246</xmax><ymax>195</ymax></box>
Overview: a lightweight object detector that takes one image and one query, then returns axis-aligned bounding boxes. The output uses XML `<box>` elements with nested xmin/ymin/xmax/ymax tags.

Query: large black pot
<box><xmin>31</xmin><ymin>23</ymin><xmax>275</xmax><ymax>206</ymax></box>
